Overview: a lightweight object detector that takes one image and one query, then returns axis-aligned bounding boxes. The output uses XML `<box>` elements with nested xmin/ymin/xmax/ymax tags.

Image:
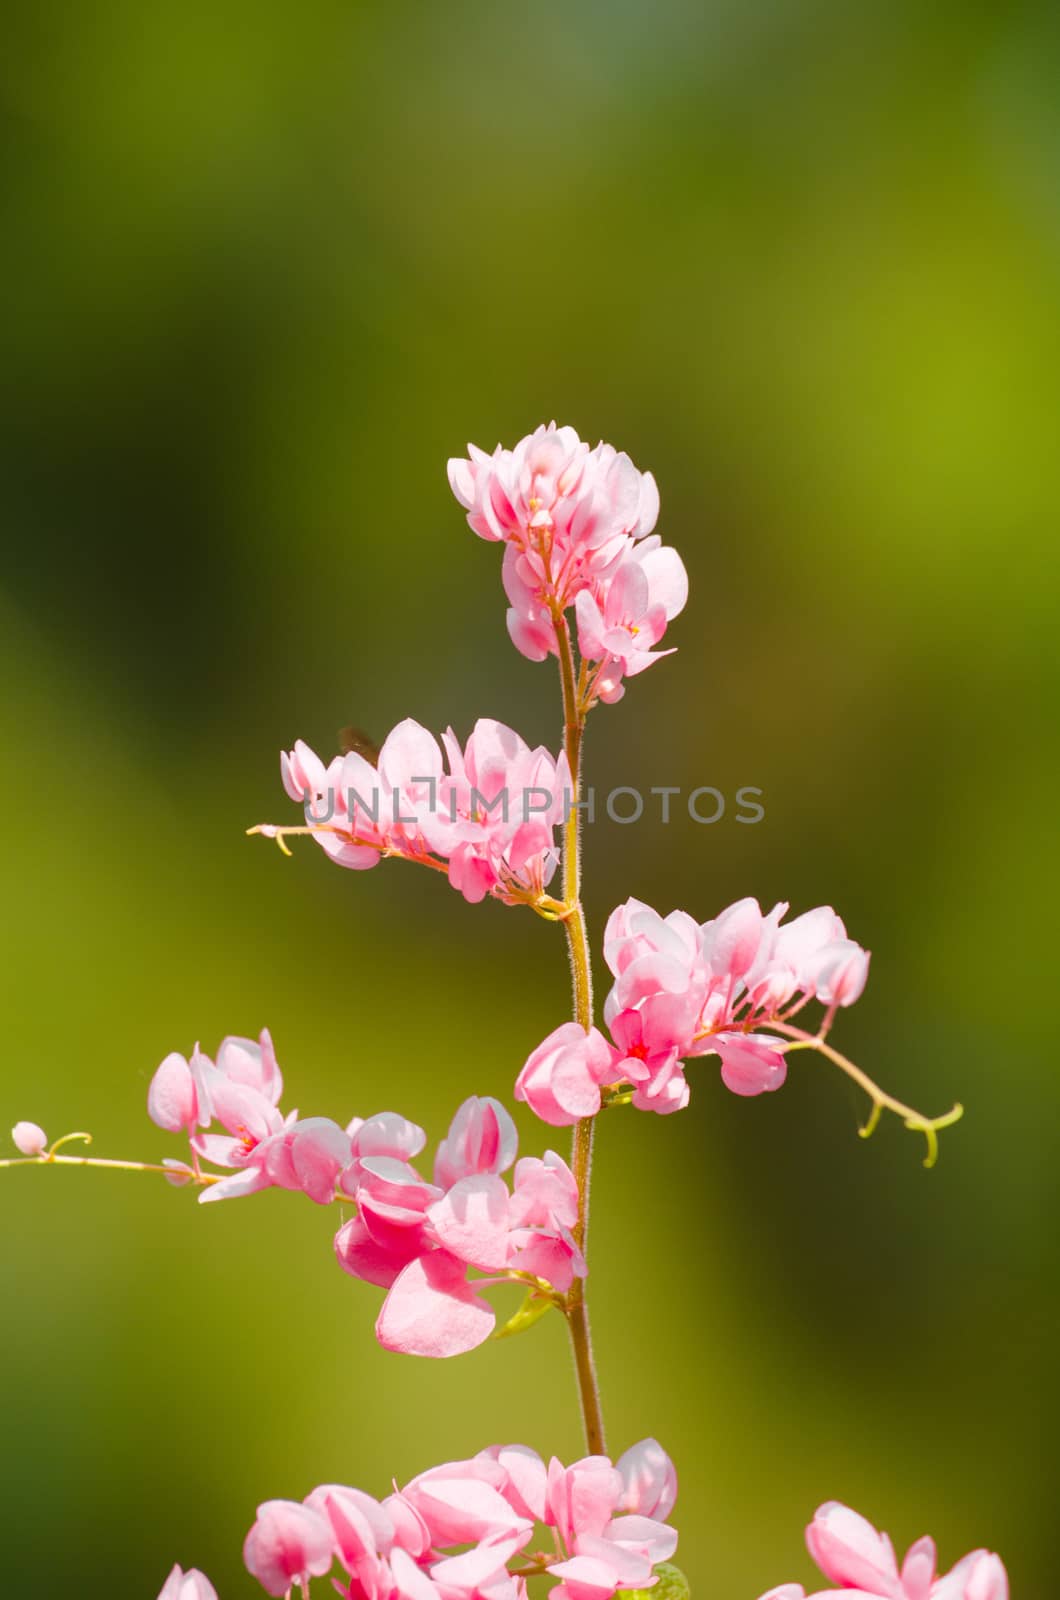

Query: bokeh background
<box><xmin>2</xmin><ymin>1</ymin><xmax>1058</xmax><ymax>1593</ymax></box>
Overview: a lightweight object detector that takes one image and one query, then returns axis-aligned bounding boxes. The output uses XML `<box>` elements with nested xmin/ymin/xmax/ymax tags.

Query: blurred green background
<box><xmin>2</xmin><ymin>1</ymin><xmax>1057</xmax><ymax>1594</ymax></box>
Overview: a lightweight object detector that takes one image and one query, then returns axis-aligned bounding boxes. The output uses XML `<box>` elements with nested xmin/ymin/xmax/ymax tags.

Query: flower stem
<box><xmin>553</xmin><ymin>607</ymin><xmax>607</xmax><ymax>1455</ymax></box>
<box><xmin>772</xmin><ymin>1022</ymin><xmax>964</xmax><ymax>1167</ymax></box>
<box><xmin>0</xmin><ymin>1151</ymin><xmax>221</xmax><ymax>1186</ymax></box>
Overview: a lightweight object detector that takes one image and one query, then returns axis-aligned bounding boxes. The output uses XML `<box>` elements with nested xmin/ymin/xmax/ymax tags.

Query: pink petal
<box><xmin>427</xmin><ymin>1175</ymin><xmax>512</xmax><ymax>1270</ymax></box>
<box><xmin>616</xmin><ymin>1438</ymin><xmax>678</xmax><ymax>1520</ymax></box>
<box><xmin>639</xmin><ymin>543</ymin><xmax>688</xmax><ymax>620</ymax></box>
<box><xmin>434</xmin><ymin>1096</ymin><xmax>518</xmax><ymax>1189</ymax></box>
<box><xmin>147</xmin><ymin>1053</ymin><xmax>197</xmax><ymax>1134</ymax></box>
<box><xmin>156</xmin><ymin>1566</ymin><xmax>219</xmax><ymax>1600</ymax></box>
<box><xmin>430</xmin><ymin>1527</ymin><xmax>531</xmax><ymax>1589</ymax></box>
<box><xmin>334</xmin><ymin>1215</ymin><xmax>422</xmax><ymax>1289</ymax></box>
<box><xmin>198</xmin><ymin>1165</ymin><xmax>273</xmax><ymax>1204</ymax></box>
<box><xmin>805</xmin><ymin>1502</ymin><xmax>900</xmax><ymax>1593</ymax></box>
<box><xmin>351</xmin><ymin>1112</ymin><xmax>427</xmax><ymax>1163</ymax></box>
<box><xmin>546</xmin><ymin>1554</ymin><xmax>623</xmax><ymax>1600</ymax></box>
<box><xmin>900</xmin><ymin>1535</ymin><xmax>936</xmax><ymax>1600</ymax></box>
<box><xmin>376</xmin><ymin>1252</ymin><xmax>496</xmax><ymax>1358</ymax></box>
<box><xmin>389</xmin><ymin>1547</ymin><xmax>443</xmax><ymax>1600</ymax></box>
<box><xmin>475</xmin><ymin>1444</ymin><xmax>548</xmax><ymax>1523</ymax></box>
<box><xmin>404</xmin><ymin>1472</ymin><xmax>530</xmax><ymax>1543</ymax></box>
<box><xmin>712</xmin><ymin>1033</ymin><xmax>788</xmax><ymax>1097</ymax></box>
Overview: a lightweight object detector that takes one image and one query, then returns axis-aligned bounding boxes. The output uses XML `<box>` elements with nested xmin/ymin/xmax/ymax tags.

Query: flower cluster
<box><xmin>147</xmin><ymin>1038</ymin><xmax>583</xmax><ymax>1358</ymax></box>
<box><xmin>256</xmin><ymin>717</ymin><xmax>571</xmax><ymax>906</ymax></box>
<box><xmin>448</xmin><ymin>423</ymin><xmax>687</xmax><ymax>702</ymax></box>
<box><xmin>336</xmin><ymin>1105</ymin><xmax>585</xmax><ymax>1359</ymax></box>
<box><xmin>243</xmin><ymin>1438</ymin><xmax>678</xmax><ymax>1600</ymax></box>
<box><xmin>517</xmin><ymin>896</ymin><xmax>869</xmax><ymax>1124</ymax></box>
<box><xmin>758</xmin><ymin>1502</ymin><xmax>1008</xmax><ymax>1600</ymax></box>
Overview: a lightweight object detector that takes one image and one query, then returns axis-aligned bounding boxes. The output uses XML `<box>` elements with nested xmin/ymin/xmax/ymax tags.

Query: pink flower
<box><xmin>157</xmin><ymin>1566</ymin><xmax>218</xmax><ymax>1600</ymax></box>
<box><xmin>574</xmin><ymin>539</ymin><xmax>688</xmax><ymax>703</ymax></box>
<box><xmin>708</xmin><ymin>1033</ymin><xmax>788</xmax><ymax>1098</ymax></box>
<box><xmin>602</xmin><ymin>900</ymin><xmax>706</xmax><ymax>1035</ymax></box>
<box><xmin>448</xmin><ymin>424</ymin><xmax>657</xmax><ymax>563</ymax></box>
<box><xmin>148</xmin><ymin>1030</ymin><xmax>372</xmax><ymax>1209</ymax></box>
<box><xmin>402</xmin><ymin>1460</ymin><xmax>534</xmax><ymax>1546</ymax></box>
<box><xmin>758</xmin><ymin>1503</ymin><xmax>1009</xmax><ymax>1600</ymax></box>
<box><xmin>616</xmin><ymin>1438</ymin><xmax>678</xmax><ymax>1521</ymax></box>
<box><xmin>448</xmin><ymin>425</ymin><xmax>684</xmax><ymax>697</ymax></box>
<box><xmin>248</xmin><ymin>1443</ymin><xmax>676</xmax><ymax>1600</ymax></box>
<box><xmin>932</xmin><ymin>1552</ymin><xmax>1009</xmax><ymax>1600</ymax></box>
<box><xmin>11</xmin><ymin>1120</ymin><xmax>48</xmax><ymax>1156</ymax></box>
<box><xmin>474</xmin><ymin>1444</ymin><xmax>549</xmax><ymax>1523</ymax></box>
<box><xmin>422</xmin><ymin>719</ymin><xmax>572</xmax><ymax>904</ymax></box>
<box><xmin>147</xmin><ymin>1050</ymin><xmax>206</xmax><ymax>1135</ymax></box>
<box><xmin>434</xmin><ymin>1094</ymin><xmax>518</xmax><ymax>1189</ymax></box>
<box><xmin>337</xmin><ymin>1096</ymin><xmax>585</xmax><ymax>1357</ymax></box>
<box><xmin>265</xmin><ymin>719</ymin><xmax>571</xmax><ymax>907</ymax></box>
<box><xmin>605</xmin><ymin>1009</ymin><xmax>691</xmax><ymax>1116</ymax></box>
<box><xmin>573</xmin><ymin>895</ymin><xmax>870</xmax><ymax>1118</ymax></box>
<box><xmin>545</xmin><ymin>1455</ymin><xmax>624</xmax><ymax>1550</ymax></box>
<box><xmin>805</xmin><ymin>1501</ymin><xmax>902</xmax><ymax>1593</ymax></box>
<box><xmin>515</xmin><ymin>1024</ymin><xmax>619</xmax><ymax>1126</ymax></box>
<box><xmin>544</xmin><ymin>1445</ymin><xmax>679</xmax><ymax>1600</ymax></box>
<box><xmin>214</xmin><ymin>1029</ymin><xmax>284</xmax><ymax>1102</ymax></box>
<box><xmin>243</xmin><ymin>1499</ymin><xmax>335</xmax><ymax>1597</ymax></box>
<box><xmin>186</xmin><ymin>1029</ymin><xmax>286</xmax><ymax>1174</ymax></box>
<box><xmin>257</xmin><ymin>1117</ymin><xmax>353</xmax><ymax>1205</ymax></box>
<box><xmin>281</xmin><ymin>737</ymin><xmax>384</xmax><ymax>870</ymax></box>
<box><xmin>304</xmin><ymin>1482</ymin><xmax>397</xmax><ymax>1593</ymax></box>
<box><xmin>191</xmin><ymin>1034</ymin><xmax>289</xmax><ymax>1193</ymax></box>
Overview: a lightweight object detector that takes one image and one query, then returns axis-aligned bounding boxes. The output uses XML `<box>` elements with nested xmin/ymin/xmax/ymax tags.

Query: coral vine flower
<box><xmin>338</xmin><ymin>1097</ymin><xmax>585</xmax><ymax>1358</ymax></box>
<box><xmin>242</xmin><ymin>1441</ymin><xmax>677</xmax><ymax>1600</ymax></box>
<box><xmin>147</xmin><ymin>1046</ymin><xmax>583</xmax><ymax>1358</ymax></box>
<box><xmin>757</xmin><ymin>1502</ymin><xmax>1009</xmax><ymax>1600</ymax></box>
<box><xmin>515</xmin><ymin>1023</ymin><xmax>620</xmax><ymax>1125</ymax></box>
<box><xmin>146</xmin><ymin>1029</ymin><xmax>320</xmax><ymax>1202</ymax></box>
<box><xmin>574</xmin><ymin>538</ymin><xmax>689</xmax><ymax>704</ymax></box>
<box><xmin>604</xmin><ymin>894</ymin><xmax>866</xmax><ymax>1110</ymax></box>
<box><xmin>260</xmin><ymin>718</ymin><xmax>571</xmax><ymax>907</ymax></box>
<box><xmin>243</xmin><ymin>1500</ymin><xmax>335</xmax><ymax>1597</ymax></box>
<box><xmin>448</xmin><ymin>424</ymin><xmax>686</xmax><ymax>697</ymax></box>
<box><xmin>156</xmin><ymin>1566</ymin><xmax>218</xmax><ymax>1600</ymax></box>
<box><xmin>616</xmin><ymin>1438</ymin><xmax>679</xmax><ymax>1521</ymax></box>
<box><xmin>516</xmin><ymin>896</ymin><xmax>870</xmax><ymax>1124</ymax></box>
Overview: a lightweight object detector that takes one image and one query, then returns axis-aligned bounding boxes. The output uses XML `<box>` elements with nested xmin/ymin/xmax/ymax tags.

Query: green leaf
<box><xmin>617</xmin><ymin>1562</ymin><xmax>690</xmax><ymax>1600</ymax></box>
<box><xmin>491</xmin><ymin>1289</ymin><xmax>555</xmax><ymax>1340</ymax></box>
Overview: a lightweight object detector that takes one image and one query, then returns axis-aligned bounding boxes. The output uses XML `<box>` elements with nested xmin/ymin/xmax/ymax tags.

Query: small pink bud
<box><xmin>157</xmin><ymin>1564</ymin><xmax>218</xmax><ymax>1600</ymax></box>
<box><xmin>12</xmin><ymin>1121</ymin><xmax>48</xmax><ymax>1156</ymax></box>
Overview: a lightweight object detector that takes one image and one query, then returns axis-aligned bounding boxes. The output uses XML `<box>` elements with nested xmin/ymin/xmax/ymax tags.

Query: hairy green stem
<box><xmin>553</xmin><ymin>608</ymin><xmax>606</xmax><ymax>1455</ymax></box>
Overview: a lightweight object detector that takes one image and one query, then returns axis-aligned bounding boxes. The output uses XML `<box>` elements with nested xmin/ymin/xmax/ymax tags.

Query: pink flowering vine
<box><xmin>3</xmin><ymin>423</ymin><xmax>1003</xmax><ymax>1599</ymax></box>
